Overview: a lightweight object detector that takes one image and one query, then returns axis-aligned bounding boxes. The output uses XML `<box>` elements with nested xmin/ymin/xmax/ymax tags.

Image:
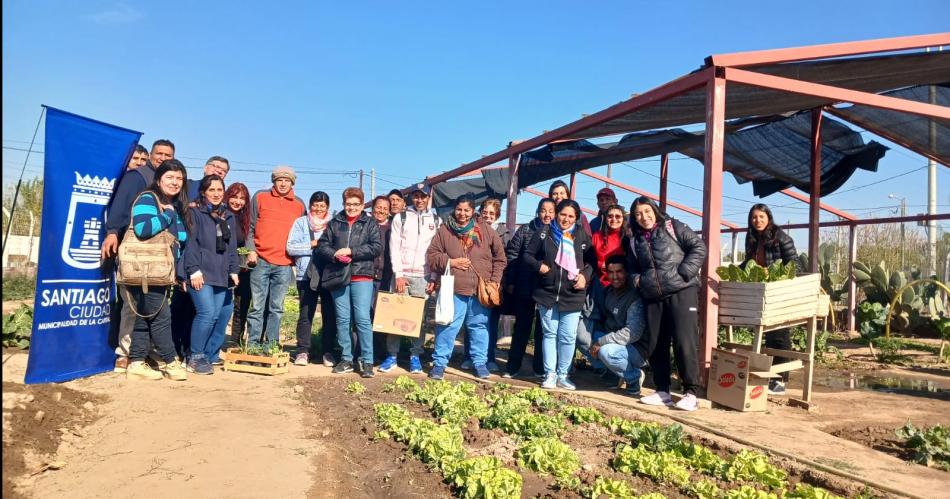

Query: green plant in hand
<box><xmin>895</xmin><ymin>423</ymin><xmax>950</xmax><ymax>470</ymax></box>
<box><xmin>2</xmin><ymin>304</ymin><xmax>32</xmax><ymax>349</ymax></box>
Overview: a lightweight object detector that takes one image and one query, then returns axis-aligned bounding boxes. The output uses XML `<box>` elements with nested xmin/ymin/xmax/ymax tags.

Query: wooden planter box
<box><xmin>223</xmin><ymin>348</ymin><xmax>290</xmax><ymax>376</ymax></box>
<box><xmin>816</xmin><ymin>294</ymin><xmax>831</xmax><ymax>318</ymax></box>
<box><xmin>718</xmin><ymin>273</ymin><xmax>821</xmax><ymax>327</ymax></box>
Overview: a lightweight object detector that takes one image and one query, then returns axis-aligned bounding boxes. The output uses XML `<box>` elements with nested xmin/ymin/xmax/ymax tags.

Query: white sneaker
<box><xmin>640</xmin><ymin>391</ymin><xmax>674</xmax><ymax>407</ymax></box>
<box><xmin>674</xmin><ymin>393</ymin><xmax>698</xmax><ymax>412</ymax></box>
<box><xmin>322</xmin><ymin>352</ymin><xmax>335</xmax><ymax>367</ymax></box>
<box><xmin>540</xmin><ymin>373</ymin><xmax>557</xmax><ymax>389</ymax></box>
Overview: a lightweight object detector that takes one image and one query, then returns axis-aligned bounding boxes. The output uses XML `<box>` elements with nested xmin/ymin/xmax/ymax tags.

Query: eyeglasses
<box><xmin>344</xmin><ymin>202</ymin><xmax>363</xmax><ymax>207</ymax></box>
<box><xmin>606</xmin><ymin>214</ymin><xmax>624</xmax><ymax>219</ymax></box>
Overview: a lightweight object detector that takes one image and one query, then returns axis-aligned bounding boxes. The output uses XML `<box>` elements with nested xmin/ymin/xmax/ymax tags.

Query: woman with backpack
<box><xmin>183</xmin><ymin>175</ymin><xmax>239</xmax><ymax>375</ymax></box>
<box><xmin>502</xmin><ymin>197</ymin><xmax>556</xmax><ymax>379</ymax></box>
<box><xmin>626</xmin><ymin>196</ymin><xmax>707</xmax><ymax>411</ymax></box>
<box><xmin>523</xmin><ymin>199</ymin><xmax>593</xmax><ymax>390</ymax></box>
<box><xmin>124</xmin><ymin>159</ymin><xmax>190</xmax><ymax>381</ymax></box>
<box><xmin>287</xmin><ymin>191</ymin><xmax>334</xmax><ymax>366</ymax></box>
<box><xmin>743</xmin><ymin>203</ymin><xmax>799</xmax><ymax>395</ymax></box>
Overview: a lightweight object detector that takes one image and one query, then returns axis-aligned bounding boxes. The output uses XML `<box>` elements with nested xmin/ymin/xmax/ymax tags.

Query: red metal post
<box><xmin>569</xmin><ymin>172</ymin><xmax>577</xmax><ymax>199</ymax></box>
<box><xmin>701</xmin><ymin>73</ymin><xmax>726</xmax><ymax>373</ymax></box>
<box><xmin>847</xmin><ymin>223</ymin><xmax>858</xmax><ymax>334</ymax></box>
<box><xmin>809</xmin><ymin>109</ymin><xmax>823</xmax><ymax>273</ymax></box>
<box><xmin>659</xmin><ymin>153</ymin><xmax>669</xmax><ymax>212</ymax></box>
<box><xmin>506</xmin><ymin>155</ymin><xmax>519</xmax><ymax>230</ymax></box>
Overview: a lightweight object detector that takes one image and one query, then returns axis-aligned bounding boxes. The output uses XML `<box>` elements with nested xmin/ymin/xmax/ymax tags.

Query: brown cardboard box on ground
<box><xmin>708</xmin><ymin>347</ymin><xmax>781</xmax><ymax>412</ymax></box>
<box><xmin>372</xmin><ymin>292</ymin><xmax>426</xmax><ymax>337</ymax></box>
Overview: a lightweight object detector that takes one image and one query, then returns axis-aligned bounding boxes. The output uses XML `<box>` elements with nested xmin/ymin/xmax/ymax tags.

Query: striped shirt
<box><xmin>132</xmin><ymin>192</ymin><xmax>188</xmax><ymax>257</ymax></box>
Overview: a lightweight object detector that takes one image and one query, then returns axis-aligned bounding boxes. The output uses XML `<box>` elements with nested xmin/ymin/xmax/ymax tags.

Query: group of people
<box><xmin>104</xmin><ymin>140</ymin><xmax>801</xmax><ymax>412</ymax></box>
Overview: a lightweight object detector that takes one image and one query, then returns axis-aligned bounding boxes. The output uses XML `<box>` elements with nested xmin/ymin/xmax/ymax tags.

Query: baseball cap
<box><xmin>597</xmin><ymin>187</ymin><xmax>617</xmax><ymax>199</ymax></box>
<box><xmin>410</xmin><ymin>183</ymin><xmax>431</xmax><ymax>196</ymax></box>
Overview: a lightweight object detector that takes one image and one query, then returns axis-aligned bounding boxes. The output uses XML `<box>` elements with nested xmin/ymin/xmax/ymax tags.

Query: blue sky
<box><xmin>3</xmin><ymin>1</ymin><xmax>948</xmax><ymax>252</ymax></box>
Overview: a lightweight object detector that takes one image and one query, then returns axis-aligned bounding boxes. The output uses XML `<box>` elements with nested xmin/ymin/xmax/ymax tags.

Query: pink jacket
<box><xmin>389</xmin><ymin>207</ymin><xmax>440</xmax><ymax>280</ymax></box>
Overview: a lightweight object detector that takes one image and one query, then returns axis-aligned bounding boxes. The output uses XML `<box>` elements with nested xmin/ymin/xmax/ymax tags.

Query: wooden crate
<box><xmin>816</xmin><ymin>294</ymin><xmax>830</xmax><ymax>317</ymax></box>
<box><xmin>719</xmin><ymin>273</ymin><xmax>821</xmax><ymax>326</ymax></box>
<box><xmin>222</xmin><ymin>348</ymin><xmax>290</xmax><ymax>375</ymax></box>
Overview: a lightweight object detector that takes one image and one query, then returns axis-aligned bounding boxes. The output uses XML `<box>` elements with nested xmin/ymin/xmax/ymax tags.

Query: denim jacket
<box><xmin>286</xmin><ymin>215</ymin><xmax>326</xmax><ymax>281</ymax></box>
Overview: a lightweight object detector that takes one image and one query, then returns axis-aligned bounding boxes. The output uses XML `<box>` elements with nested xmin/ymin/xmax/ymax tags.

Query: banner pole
<box><xmin>2</xmin><ymin>106</ymin><xmax>45</xmax><ymax>257</ymax></box>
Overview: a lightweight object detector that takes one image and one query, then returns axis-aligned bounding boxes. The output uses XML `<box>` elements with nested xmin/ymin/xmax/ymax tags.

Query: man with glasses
<box><xmin>589</xmin><ymin>187</ymin><xmax>618</xmax><ymax>233</ymax></box>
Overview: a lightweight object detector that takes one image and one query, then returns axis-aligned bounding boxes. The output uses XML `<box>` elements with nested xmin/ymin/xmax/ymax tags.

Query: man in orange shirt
<box><xmin>245</xmin><ymin>166</ymin><xmax>306</xmax><ymax>348</ymax></box>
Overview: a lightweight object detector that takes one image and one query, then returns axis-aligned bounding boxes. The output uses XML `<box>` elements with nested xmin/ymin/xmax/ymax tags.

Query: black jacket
<box><xmin>523</xmin><ymin>224</ymin><xmax>594</xmax><ymax>313</ymax></box>
<box><xmin>743</xmin><ymin>227</ymin><xmax>798</xmax><ymax>268</ymax></box>
<box><xmin>626</xmin><ymin>218</ymin><xmax>707</xmax><ymax>301</ymax></box>
<box><xmin>504</xmin><ymin>219</ymin><xmax>543</xmax><ymax>300</ymax></box>
<box><xmin>316</xmin><ymin>212</ymin><xmax>382</xmax><ymax>284</ymax></box>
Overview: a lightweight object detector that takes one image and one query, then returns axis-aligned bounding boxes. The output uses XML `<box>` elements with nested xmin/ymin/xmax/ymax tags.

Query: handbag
<box><xmin>434</xmin><ymin>264</ymin><xmax>455</xmax><ymax>325</ymax></box>
<box><xmin>474</xmin><ymin>269</ymin><xmax>502</xmax><ymax>309</ymax></box>
<box><xmin>116</xmin><ymin>193</ymin><xmax>178</xmax><ymax>295</ymax></box>
<box><xmin>320</xmin><ymin>261</ymin><xmax>351</xmax><ymax>291</ymax></box>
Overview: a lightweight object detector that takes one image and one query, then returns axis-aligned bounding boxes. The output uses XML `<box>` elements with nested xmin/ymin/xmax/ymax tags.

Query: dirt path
<box><xmin>4</xmin><ymin>348</ymin><xmax>948</xmax><ymax>498</ymax></box>
<box><xmin>2</xmin><ymin>352</ymin><xmax>334</xmax><ymax>499</ymax></box>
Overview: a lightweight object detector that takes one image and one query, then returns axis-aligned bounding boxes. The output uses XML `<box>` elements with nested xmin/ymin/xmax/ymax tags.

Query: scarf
<box><xmin>309</xmin><ymin>211</ymin><xmax>331</xmax><ymax>234</ymax></box>
<box><xmin>207</xmin><ymin>202</ymin><xmax>231</xmax><ymax>253</ymax></box>
<box><xmin>550</xmin><ymin>223</ymin><xmax>579</xmax><ymax>279</ymax></box>
<box><xmin>448</xmin><ymin>216</ymin><xmax>480</xmax><ymax>251</ymax></box>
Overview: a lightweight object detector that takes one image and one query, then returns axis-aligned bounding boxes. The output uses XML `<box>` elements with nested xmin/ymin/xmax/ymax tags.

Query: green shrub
<box><xmin>2</xmin><ymin>304</ymin><xmax>32</xmax><ymax>349</ymax></box>
<box><xmin>2</xmin><ymin>273</ymin><xmax>36</xmax><ymax>300</ymax></box>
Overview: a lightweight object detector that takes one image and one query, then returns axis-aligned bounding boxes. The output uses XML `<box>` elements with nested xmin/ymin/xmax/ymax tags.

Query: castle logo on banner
<box><xmin>62</xmin><ymin>173</ymin><xmax>115</xmax><ymax>269</ymax></box>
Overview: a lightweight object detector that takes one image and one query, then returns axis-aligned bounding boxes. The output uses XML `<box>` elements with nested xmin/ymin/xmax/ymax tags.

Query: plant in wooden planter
<box><xmin>223</xmin><ymin>339</ymin><xmax>290</xmax><ymax>375</ymax></box>
<box><xmin>236</xmin><ymin>247</ymin><xmax>252</xmax><ymax>269</ymax></box>
<box><xmin>716</xmin><ymin>261</ymin><xmax>820</xmax><ymax>327</ymax></box>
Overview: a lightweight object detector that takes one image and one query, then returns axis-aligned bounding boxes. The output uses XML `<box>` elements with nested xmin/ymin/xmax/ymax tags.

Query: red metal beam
<box><xmin>824</xmin><ymin>107</ymin><xmax>950</xmax><ymax>168</ymax></box>
<box><xmin>779</xmin><ymin>188</ymin><xmax>857</xmax><ymax>220</ymax></box>
<box><xmin>577</xmin><ymin>169</ymin><xmax>739</xmax><ymax>229</ymax></box>
<box><xmin>724</xmin><ymin>67</ymin><xmax>950</xmax><ymax>120</ymax></box>
<box><xmin>506</xmin><ymin>155</ymin><xmax>519</xmax><ymax>230</ymax></box>
<box><xmin>701</xmin><ymin>75</ymin><xmax>727</xmax><ymax>372</ymax></box>
<box><xmin>720</xmin><ymin>212</ymin><xmax>950</xmax><ymax>233</ymax></box>
<box><xmin>422</xmin><ymin>67</ymin><xmax>715</xmax><ymax>186</ymax></box>
<box><xmin>524</xmin><ymin>187</ymin><xmax>597</xmax><ymax>216</ymax></box>
<box><xmin>707</xmin><ymin>33</ymin><xmax>950</xmax><ymax>67</ymax></box>
<box><xmin>809</xmin><ymin>109</ymin><xmax>823</xmax><ymax>273</ymax></box>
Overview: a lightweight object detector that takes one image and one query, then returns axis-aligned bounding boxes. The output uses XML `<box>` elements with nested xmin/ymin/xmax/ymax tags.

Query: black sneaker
<box><xmin>332</xmin><ymin>361</ymin><xmax>354</xmax><ymax>374</ymax></box>
<box><xmin>361</xmin><ymin>366</ymin><xmax>375</xmax><ymax>378</ymax></box>
<box><xmin>354</xmin><ymin>358</ymin><xmax>365</xmax><ymax>373</ymax></box>
<box><xmin>768</xmin><ymin>379</ymin><xmax>786</xmax><ymax>395</ymax></box>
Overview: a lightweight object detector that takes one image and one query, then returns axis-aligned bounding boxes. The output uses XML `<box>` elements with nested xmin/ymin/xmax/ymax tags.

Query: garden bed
<box><xmin>298</xmin><ymin>376</ymin><xmax>883</xmax><ymax>498</ymax></box>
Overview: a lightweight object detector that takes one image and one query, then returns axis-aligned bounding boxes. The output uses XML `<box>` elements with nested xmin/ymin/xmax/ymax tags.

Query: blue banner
<box><xmin>24</xmin><ymin>107</ymin><xmax>142</xmax><ymax>384</ymax></box>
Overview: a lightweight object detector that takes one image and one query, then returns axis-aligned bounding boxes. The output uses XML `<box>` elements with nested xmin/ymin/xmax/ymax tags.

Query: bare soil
<box><xmin>1</xmin><ymin>381</ymin><xmax>105</xmax><ymax>499</ymax></box>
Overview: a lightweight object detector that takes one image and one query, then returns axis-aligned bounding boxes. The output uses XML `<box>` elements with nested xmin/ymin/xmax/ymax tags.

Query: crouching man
<box><xmin>589</xmin><ymin>255</ymin><xmax>647</xmax><ymax>397</ymax></box>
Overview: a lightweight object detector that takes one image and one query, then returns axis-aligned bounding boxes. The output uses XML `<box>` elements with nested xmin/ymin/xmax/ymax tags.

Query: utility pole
<box><xmin>370</xmin><ymin>168</ymin><xmax>376</xmax><ymax>199</ymax></box>
<box><xmin>889</xmin><ymin>194</ymin><xmax>907</xmax><ymax>269</ymax></box>
<box><xmin>359</xmin><ymin>169</ymin><xmax>364</xmax><ymax>191</ymax></box>
<box><xmin>928</xmin><ymin>48</ymin><xmax>939</xmax><ymax>276</ymax></box>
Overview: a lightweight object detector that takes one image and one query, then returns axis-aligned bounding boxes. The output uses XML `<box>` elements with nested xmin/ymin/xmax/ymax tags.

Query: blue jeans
<box><xmin>598</xmin><ymin>343</ymin><xmax>645</xmax><ymax>386</ymax></box>
<box><xmin>433</xmin><ymin>294</ymin><xmax>488</xmax><ymax>368</ymax></box>
<box><xmin>464</xmin><ymin>306</ymin><xmax>499</xmax><ymax>364</ymax></box>
<box><xmin>188</xmin><ymin>284</ymin><xmax>234</xmax><ymax>362</ymax></box>
<box><xmin>332</xmin><ymin>280</ymin><xmax>374</xmax><ymax>364</ymax></box>
<box><xmin>577</xmin><ymin>327</ymin><xmax>606</xmax><ymax>369</ymax></box>
<box><xmin>539</xmin><ymin>305</ymin><xmax>581</xmax><ymax>377</ymax></box>
<box><xmin>246</xmin><ymin>259</ymin><xmax>293</xmax><ymax>347</ymax></box>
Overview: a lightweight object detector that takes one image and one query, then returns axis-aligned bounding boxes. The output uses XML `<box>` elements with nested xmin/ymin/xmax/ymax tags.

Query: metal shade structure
<box><xmin>400</xmin><ymin>33</ymin><xmax>950</xmax><ymax>380</ymax></box>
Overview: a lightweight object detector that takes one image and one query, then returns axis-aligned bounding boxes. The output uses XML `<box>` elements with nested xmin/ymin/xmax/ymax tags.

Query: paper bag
<box><xmin>435</xmin><ymin>265</ymin><xmax>454</xmax><ymax>325</ymax></box>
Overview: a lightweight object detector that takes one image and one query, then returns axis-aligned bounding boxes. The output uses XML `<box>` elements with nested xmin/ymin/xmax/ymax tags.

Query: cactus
<box><xmin>852</xmin><ymin>260</ymin><xmax>940</xmax><ymax>334</ymax></box>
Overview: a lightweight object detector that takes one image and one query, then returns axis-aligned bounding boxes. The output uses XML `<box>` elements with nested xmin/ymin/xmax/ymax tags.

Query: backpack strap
<box><xmin>664</xmin><ymin>219</ymin><xmax>677</xmax><ymax>243</ymax></box>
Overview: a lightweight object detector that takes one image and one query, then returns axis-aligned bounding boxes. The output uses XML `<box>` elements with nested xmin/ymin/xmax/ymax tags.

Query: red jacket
<box><xmin>592</xmin><ymin>229</ymin><xmax>623</xmax><ymax>287</ymax></box>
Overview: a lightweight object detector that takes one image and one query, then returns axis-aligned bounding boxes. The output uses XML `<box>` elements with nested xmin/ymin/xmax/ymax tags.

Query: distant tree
<box><xmin>2</xmin><ymin>177</ymin><xmax>44</xmax><ymax>236</ymax></box>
